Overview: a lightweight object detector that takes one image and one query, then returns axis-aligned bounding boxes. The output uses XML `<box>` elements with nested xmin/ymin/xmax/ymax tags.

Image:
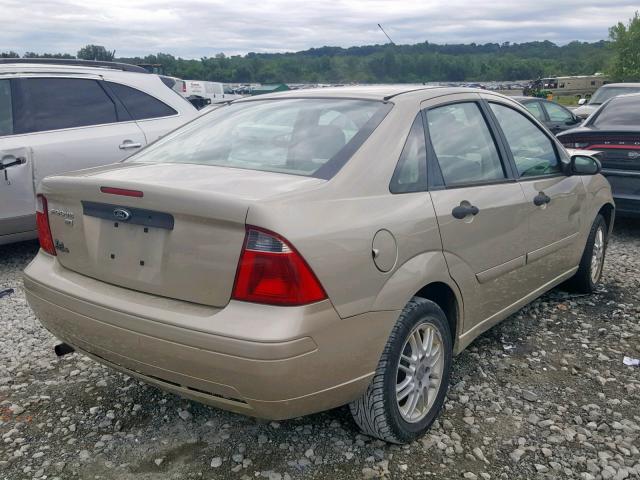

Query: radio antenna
<box><xmin>377</xmin><ymin>23</ymin><xmax>395</xmax><ymax>45</ymax></box>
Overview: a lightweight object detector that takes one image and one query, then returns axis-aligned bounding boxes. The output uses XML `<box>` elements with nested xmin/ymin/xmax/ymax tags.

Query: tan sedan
<box><xmin>24</xmin><ymin>86</ymin><xmax>614</xmax><ymax>444</ymax></box>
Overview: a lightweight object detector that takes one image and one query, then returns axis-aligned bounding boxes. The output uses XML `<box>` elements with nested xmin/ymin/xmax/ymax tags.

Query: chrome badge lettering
<box><xmin>628</xmin><ymin>151</ymin><xmax>640</xmax><ymax>159</ymax></box>
<box><xmin>49</xmin><ymin>208</ymin><xmax>74</xmax><ymax>220</ymax></box>
<box><xmin>113</xmin><ymin>208</ymin><xmax>131</xmax><ymax>221</ymax></box>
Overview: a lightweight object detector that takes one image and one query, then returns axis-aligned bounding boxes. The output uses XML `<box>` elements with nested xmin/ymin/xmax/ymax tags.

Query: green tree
<box><xmin>0</xmin><ymin>51</ymin><xmax>19</xmax><ymax>58</ymax></box>
<box><xmin>77</xmin><ymin>45</ymin><xmax>115</xmax><ymax>61</ymax></box>
<box><xmin>608</xmin><ymin>12</ymin><xmax>640</xmax><ymax>81</ymax></box>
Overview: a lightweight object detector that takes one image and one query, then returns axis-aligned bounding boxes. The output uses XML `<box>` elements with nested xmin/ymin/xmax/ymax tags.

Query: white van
<box><xmin>0</xmin><ymin>59</ymin><xmax>200</xmax><ymax>245</ymax></box>
<box><xmin>183</xmin><ymin>80</ymin><xmax>242</xmax><ymax>104</ymax></box>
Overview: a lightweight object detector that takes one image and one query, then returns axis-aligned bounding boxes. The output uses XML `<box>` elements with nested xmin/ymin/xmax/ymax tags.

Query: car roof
<box><xmin>609</xmin><ymin>92</ymin><xmax>640</xmax><ymax>99</ymax></box>
<box><xmin>600</xmin><ymin>83</ymin><xmax>640</xmax><ymax>88</ymax></box>
<box><xmin>510</xmin><ymin>96</ymin><xmax>559</xmax><ymax>103</ymax></box>
<box><xmin>236</xmin><ymin>84</ymin><xmax>489</xmax><ymax>102</ymax></box>
<box><xmin>0</xmin><ymin>61</ymin><xmax>149</xmax><ymax>77</ymax></box>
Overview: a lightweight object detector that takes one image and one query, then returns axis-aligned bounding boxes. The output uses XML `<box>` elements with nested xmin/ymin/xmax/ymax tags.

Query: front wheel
<box><xmin>566</xmin><ymin>214</ymin><xmax>607</xmax><ymax>293</ymax></box>
<box><xmin>349</xmin><ymin>298</ymin><xmax>452</xmax><ymax>444</ymax></box>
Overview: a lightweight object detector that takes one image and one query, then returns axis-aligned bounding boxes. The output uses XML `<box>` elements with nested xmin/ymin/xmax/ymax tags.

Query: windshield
<box><xmin>591</xmin><ymin>96</ymin><xmax>640</xmax><ymax>127</ymax></box>
<box><xmin>590</xmin><ymin>86</ymin><xmax>640</xmax><ymax>105</ymax></box>
<box><xmin>130</xmin><ymin>98</ymin><xmax>390</xmax><ymax>178</ymax></box>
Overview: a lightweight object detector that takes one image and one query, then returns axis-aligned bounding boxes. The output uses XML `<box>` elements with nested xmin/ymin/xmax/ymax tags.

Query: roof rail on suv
<box><xmin>0</xmin><ymin>58</ymin><xmax>150</xmax><ymax>74</ymax></box>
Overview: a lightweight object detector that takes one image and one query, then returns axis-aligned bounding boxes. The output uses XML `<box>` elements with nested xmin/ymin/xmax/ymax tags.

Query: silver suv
<box><xmin>574</xmin><ymin>82</ymin><xmax>640</xmax><ymax>119</ymax></box>
<box><xmin>0</xmin><ymin>59</ymin><xmax>199</xmax><ymax>245</ymax></box>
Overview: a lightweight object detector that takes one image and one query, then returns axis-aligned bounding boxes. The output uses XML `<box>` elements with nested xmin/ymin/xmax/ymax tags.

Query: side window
<box><xmin>107</xmin><ymin>82</ymin><xmax>177</xmax><ymax>120</ymax></box>
<box><xmin>524</xmin><ymin>102</ymin><xmax>545</xmax><ymax>122</ymax></box>
<box><xmin>544</xmin><ymin>102</ymin><xmax>572</xmax><ymax>122</ymax></box>
<box><xmin>390</xmin><ymin>114</ymin><xmax>427</xmax><ymax>193</ymax></box>
<box><xmin>489</xmin><ymin>103</ymin><xmax>560</xmax><ymax>178</ymax></box>
<box><xmin>0</xmin><ymin>79</ymin><xmax>12</xmax><ymax>136</ymax></box>
<box><xmin>426</xmin><ymin>102</ymin><xmax>505</xmax><ymax>186</ymax></box>
<box><xmin>13</xmin><ymin>78</ymin><xmax>117</xmax><ymax>134</ymax></box>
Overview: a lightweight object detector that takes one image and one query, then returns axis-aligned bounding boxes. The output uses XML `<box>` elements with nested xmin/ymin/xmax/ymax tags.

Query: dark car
<box><xmin>558</xmin><ymin>93</ymin><xmax>640</xmax><ymax>217</ymax></box>
<box><xmin>513</xmin><ymin>96</ymin><xmax>583</xmax><ymax>134</ymax></box>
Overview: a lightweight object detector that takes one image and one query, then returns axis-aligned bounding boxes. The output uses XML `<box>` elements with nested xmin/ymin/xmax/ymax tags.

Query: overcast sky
<box><xmin>1</xmin><ymin>1</ymin><xmax>638</xmax><ymax>58</ymax></box>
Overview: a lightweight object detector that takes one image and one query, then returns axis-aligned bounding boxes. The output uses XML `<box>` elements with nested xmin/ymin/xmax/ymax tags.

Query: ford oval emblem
<box><xmin>113</xmin><ymin>208</ymin><xmax>131</xmax><ymax>221</ymax></box>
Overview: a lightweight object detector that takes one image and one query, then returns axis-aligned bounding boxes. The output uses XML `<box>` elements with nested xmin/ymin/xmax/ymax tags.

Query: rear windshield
<box><xmin>129</xmin><ymin>98</ymin><xmax>390</xmax><ymax>179</ymax></box>
<box><xmin>590</xmin><ymin>86</ymin><xmax>640</xmax><ymax>105</ymax></box>
<box><xmin>590</xmin><ymin>96</ymin><xmax>640</xmax><ymax>127</ymax></box>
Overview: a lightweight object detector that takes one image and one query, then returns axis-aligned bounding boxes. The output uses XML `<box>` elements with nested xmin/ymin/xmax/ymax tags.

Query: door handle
<box><xmin>533</xmin><ymin>192</ymin><xmax>551</xmax><ymax>206</ymax></box>
<box><xmin>119</xmin><ymin>141</ymin><xmax>142</xmax><ymax>150</ymax></box>
<box><xmin>0</xmin><ymin>156</ymin><xmax>26</xmax><ymax>170</ymax></box>
<box><xmin>452</xmin><ymin>203</ymin><xmax>480</xmax><ymax>219</ymax></box>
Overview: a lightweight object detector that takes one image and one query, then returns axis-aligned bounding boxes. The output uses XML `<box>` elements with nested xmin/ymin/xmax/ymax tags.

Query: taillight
<box><xmin>36</xmin><ymin>194</ymin><xmax>56</xmax><ymax>256</ymax></box>
<box><xmin>232</xmin><ymin>227</ymin><xmax>327</xmax><ymax>306</ymax></box>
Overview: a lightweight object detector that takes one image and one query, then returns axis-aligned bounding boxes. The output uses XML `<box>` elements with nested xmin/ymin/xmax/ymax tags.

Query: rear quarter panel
<box><xmin>246</xmin><ymin>98</ymin><xmax>458</xmax><ymax>323</ymax></box>
<box><xmin>248</xmin><ymin>191</ymin><xmax>446</xmax><ymax>319</ymax></box>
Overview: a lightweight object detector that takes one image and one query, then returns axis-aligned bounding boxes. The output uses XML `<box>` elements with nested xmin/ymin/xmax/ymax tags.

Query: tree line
<box><xmin>2</xmin><ymin>13</ymin><xmax>638</xmax><ymax>83</ymax></box>
<box><xmin>0</xmin><ymin>41</ymin><xmax>611</xmax><ymax>83</ymax></box>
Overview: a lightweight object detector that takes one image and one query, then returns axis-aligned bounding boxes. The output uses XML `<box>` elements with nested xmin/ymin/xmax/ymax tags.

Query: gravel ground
<box><xmin>1</xmin><ymin>220</ymin><xmax>639</xmax><ymax>480</ymax></box>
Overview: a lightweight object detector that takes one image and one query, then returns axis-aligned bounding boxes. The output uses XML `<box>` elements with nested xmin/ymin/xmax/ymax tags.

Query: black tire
<box><xmin>349</xmin><ymin>297</ymin><xmax>452</xmax><ymax>444</ymax></box>
<box><xmin>566</xmin><ymin>214</ymin><xmax>607</xmax><ymax>293</ymax></box>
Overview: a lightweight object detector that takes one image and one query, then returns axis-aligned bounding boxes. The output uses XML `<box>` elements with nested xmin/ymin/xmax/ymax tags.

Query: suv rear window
<box><xmin>130</xmin><ymin>99</ymin><xmax>390</xmax><ymax>178</ymax></box>
<box><xmin>107</xmin><ymin>82</ymin><xmax>177</xmax><ymax>120</ymax></box>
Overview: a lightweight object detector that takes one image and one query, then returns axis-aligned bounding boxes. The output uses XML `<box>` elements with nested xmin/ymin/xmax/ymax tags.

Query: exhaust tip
<box><xmin>54</xmin><ymin>343</ymin><xmax>75</xmax><ymax>357</ymax></box>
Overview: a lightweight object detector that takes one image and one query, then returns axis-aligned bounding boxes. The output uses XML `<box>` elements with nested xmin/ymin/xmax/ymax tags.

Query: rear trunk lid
<box><xmin>40</xmin><ymin>162</ymin><xmax>324</xmax><ymax>307</ymax></box>
<box><xmin>560</xmin><ymin>130</ymin><xmax>640</xmax><ymax>171</ymax></box>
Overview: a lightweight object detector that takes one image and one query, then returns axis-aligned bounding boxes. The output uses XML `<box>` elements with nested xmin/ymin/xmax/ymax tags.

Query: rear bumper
<box><xmin>24</xmin><ymin>252</ymin><xmax>398</xmax><ymax>419</ymax></box>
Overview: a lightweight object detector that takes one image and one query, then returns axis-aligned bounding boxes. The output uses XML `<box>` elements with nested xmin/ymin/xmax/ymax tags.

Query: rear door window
<box><xmin>523</xmin><ymin>101</ymin><xmax>545</xmax><ymax>122</ymax></box>
<box><xmin>544</xmin><ymin>101</ymin><xmax>573</xmax><ymax>123</ymax></box>
<box><xmin>426</xmin><ymin>102</ymin><xmax>506</xmax><ymax>186</ymax></box>
<box><xmin>489</xmin><ymin>103</ymin><xmax>561</xmax><ymax>177</ymax></box>
<box><xmin>106</xmin><ymin>82</ymin><xmax>177</xmax><ymax>120</ymax></box>
<box><xmin>0</xmin><ymin>79</ymin><xmax>12</xmax><ymax>136</ymax></box>
<box><xmin>13</xmin><ymin>78</ymin><xmax>118</xmax><ymax>134</ymax></box>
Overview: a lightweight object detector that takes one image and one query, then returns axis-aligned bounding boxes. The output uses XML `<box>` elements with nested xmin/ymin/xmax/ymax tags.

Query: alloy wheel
<box><xmin>396</xmin><ymin>323</ymin><xmax>444</xmax><ymax>423</ymax></box>
<box><xmin>590</xmin><ymin>226</ymin><xmax>605</xmax><ymax>284</ymax></box>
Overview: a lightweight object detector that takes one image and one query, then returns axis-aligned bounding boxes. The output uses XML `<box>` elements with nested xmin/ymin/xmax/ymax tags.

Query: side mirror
<box><xmin>570</xmin><ymin>155</ymin><xmax>601</xmax><ymax>175</ymax></box>
<box><xmin>566</xmin><ymin>115</ymin><xmax>582</xmax><ymax>125</ymax></box>
<box><xmin>577</xmin><ymin>98</ymin><xmax>587</xmax><ymax>106</ymax></box>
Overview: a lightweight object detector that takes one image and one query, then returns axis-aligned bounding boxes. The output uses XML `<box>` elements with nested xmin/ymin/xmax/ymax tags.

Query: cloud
<box><xmin>0</xmin><ymin>0</ymin><xmax>637</xmax><ymax>58</ymax></box>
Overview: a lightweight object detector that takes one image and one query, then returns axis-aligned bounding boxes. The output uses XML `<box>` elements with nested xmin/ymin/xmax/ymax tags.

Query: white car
<box><xmin>0</xmin><ymin>59</ymin><xmax>200</xmax><ymax>245</ymax></box>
